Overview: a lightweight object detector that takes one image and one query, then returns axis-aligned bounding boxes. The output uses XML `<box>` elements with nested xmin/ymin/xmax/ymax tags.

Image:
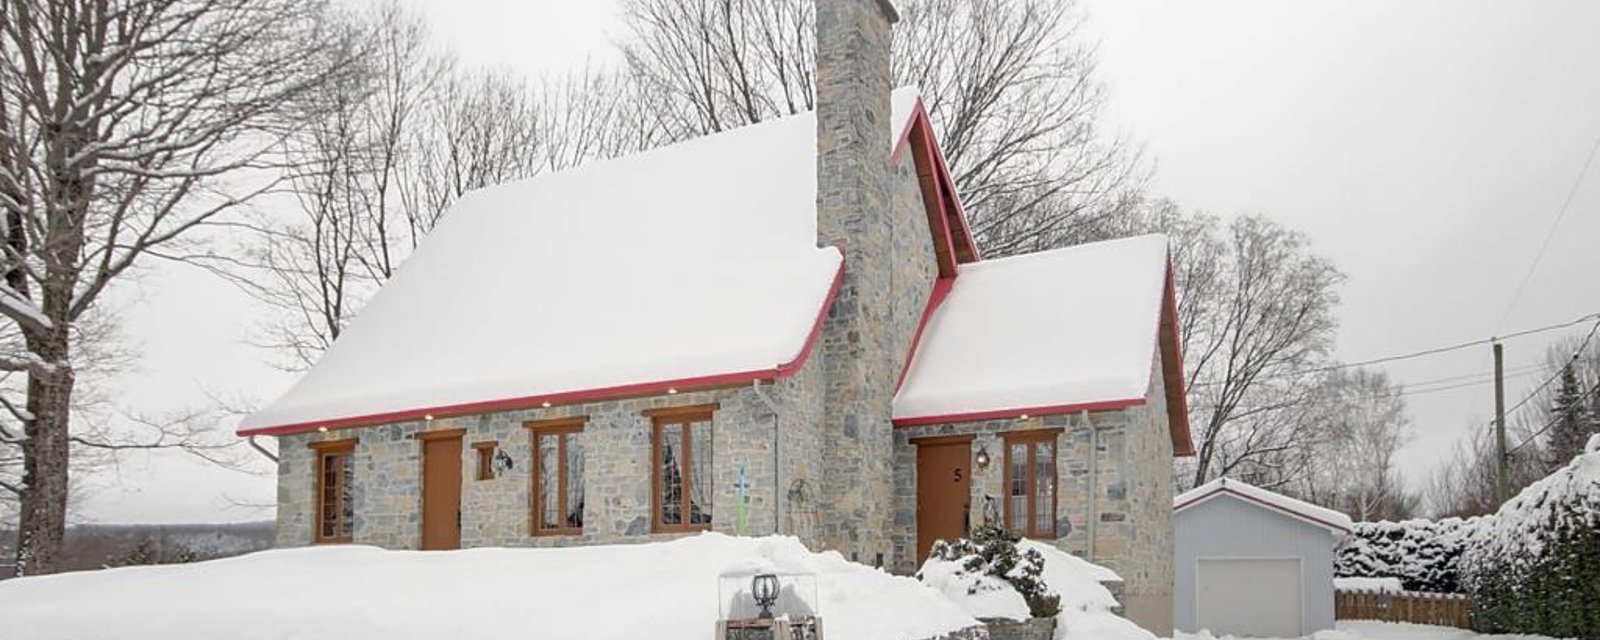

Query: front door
<box><xmin>420</xmin><ymin>431</ymin><xmax>463</xmax><ymax>550</ymax></box>
<box><xmin>915</xmin><ymin>436</ymin><xmax>972</xmax><ymax>563</ymax></box>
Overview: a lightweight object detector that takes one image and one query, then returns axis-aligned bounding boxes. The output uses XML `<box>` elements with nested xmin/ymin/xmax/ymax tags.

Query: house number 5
<box><xmin>952</xmin><ymin>468</ymin><xmax>962</xmax><ymax>482</ymax></box>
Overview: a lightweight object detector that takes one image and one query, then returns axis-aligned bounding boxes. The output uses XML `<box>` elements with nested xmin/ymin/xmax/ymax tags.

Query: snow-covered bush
<box><xmin>1335</xmin><ymin>517</ymin><xmax>1476</xmax><ymax>593</ymax></box>
<box><xmin>923</xmin><ymin>526</ymin><xmax>1060</xmax><ymax>618</ymax></box>
<box><xmin>1461</xmin><ymin>447</ymin><xmax>1600</xmax><ymax>636</ymax></box>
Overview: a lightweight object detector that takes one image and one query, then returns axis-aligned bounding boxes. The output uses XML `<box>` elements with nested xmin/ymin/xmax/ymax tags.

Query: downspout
<box><xmin>248</xmin><ymin>435</ymin><xmax>278</xmax><ymax>463</ymax></box>
<box><xmin>1083</xmin><ymin>410</ymin><xmax>1097</xmax><ymax>563</ymax></box>
<box><xmin>752</xmin><ymin>379</ymin><xmax>781</xmax><ymax>535</ymax></box>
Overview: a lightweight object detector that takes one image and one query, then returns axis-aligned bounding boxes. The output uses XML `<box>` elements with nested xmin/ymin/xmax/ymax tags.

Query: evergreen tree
<box><xmin>1545</xmin><ymin>364</ymin><xmax>1593</xmax><ymax>468</ymax></box>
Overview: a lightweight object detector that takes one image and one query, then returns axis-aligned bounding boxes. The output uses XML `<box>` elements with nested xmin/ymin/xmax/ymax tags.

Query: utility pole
<box><xmin>1493</xmin><ymin>340</ymin><xmax>1509</xmax><ymax>504</ymax></box>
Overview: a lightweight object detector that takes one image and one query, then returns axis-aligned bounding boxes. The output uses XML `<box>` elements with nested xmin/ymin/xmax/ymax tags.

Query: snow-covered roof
<box><xmin>1174</xmin><ymin>477</ymin><xmax>1355</xmax><ymax>537</ymax></box>
<box><xmin>240</xmin><ymin>91</ymin><xmax>925</xmax><ymax>435</ymax></box>
<box><xmin>891</xmin><ymin>234</ymin><xmax>1171</xmax><ymax>424</ymax></box>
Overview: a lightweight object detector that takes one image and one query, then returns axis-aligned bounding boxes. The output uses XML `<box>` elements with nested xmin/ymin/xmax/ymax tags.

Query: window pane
<box><xmin>1034</xmin><ymin>442</ymin><xmax>1055</xmax><ymax>535</ymax></box>
<box><xmin>659</xmin><ymin>424</ymin><xmax>683</xmax><ymax>525</ymax></box>
<box><xmin>565</xmin><ymin>433</ymin><xmax>584</xmax><ymax>529</ymax></box>
<box><xmin>689</xmin><ymin>420</ymin><xmax>712</xmax><ymax>525</ymax></box>
<box><xmin>1009</xmin><ymin>442</ymin><xmax>1027</xmax><ymax>533</ymax></box>
<box><xmin>320</xmin><ymin>453</ymin><xmax>339</xmax><ymax>539</ymax></box>
<box><xmin>339</xmin><ymin>453</ymin><xmax>353</xmax><ymax>538</ymax></box>
<box><xmin>539</xmin><ymin>434</ymin><xmax>560</xmax><ymax>530</ymax></box>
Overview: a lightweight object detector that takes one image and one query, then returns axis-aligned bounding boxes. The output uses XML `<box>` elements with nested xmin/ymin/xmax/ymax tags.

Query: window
<box><xmin>473</xmin><ymin>441</ymin><xmax>497</xmax><ymax>481</ymax></box>
<box><xmin>528</xmin><ymin>418</ymin><xmax>585</xmax><ymax>535</ymax></box>
<box><xmin>309</xmin><ymin>438</ymin><xmax>357</xmax><ymax>543</ymax></box>
<box><xmin>647</xmin><ymin>404</ymin><xmax>716</xmax><ymax>532</ymax></box>
<box><xmin>1003</xmin><ymin>429</ymin><xmax>1060</xmax><ymax>538</ymax></box>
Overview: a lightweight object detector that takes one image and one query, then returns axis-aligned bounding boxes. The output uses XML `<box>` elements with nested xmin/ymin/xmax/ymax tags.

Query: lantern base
<box><xmin>718</xmin><ymin>615</ymin><xmax>823</xmax><ymax>640</ymax></box>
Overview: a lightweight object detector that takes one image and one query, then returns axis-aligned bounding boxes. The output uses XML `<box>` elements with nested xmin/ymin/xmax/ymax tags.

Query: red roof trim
<box><xmin>237</xmin><ymin>260</ymin><xmax>847</xmax><ymax>437</ymax></box>
<box><xmin>1174</xmin><ymin>486</ymin><xmax>1353</xmax><ymax>535</ymax></box>
<box><xmin>894</xmin><ymin>277</ymin><xmax>954</xmax><ymax>392</ymax></box>
<box><xmin>891</xmin><ymin>397</ymin><xmax>1146</xmax><ymax>428</ymax></box>
<box><xmin>890</xmin><ymin>98</ymin><xmax>980</xmax><ymax>267</ymax></box>
<box><xmin>1160</xmin><ymin>260</ymin><xmax>1196</xmax><ymax>456</ymax></box>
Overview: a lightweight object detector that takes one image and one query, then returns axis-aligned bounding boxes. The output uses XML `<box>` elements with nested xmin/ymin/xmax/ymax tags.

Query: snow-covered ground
<box><xmin>1175</xmin><ymin>621</ymin><xmax>1558</xmax><ymax>640</ymax></box>
<box><xmin>0</xmin><ymin>534</ymin><xmax>976</xmax><ymax>640</ymax></box>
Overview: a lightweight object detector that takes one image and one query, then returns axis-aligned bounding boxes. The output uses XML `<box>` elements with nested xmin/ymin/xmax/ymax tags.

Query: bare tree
<box><xmin>0</xmin><ymin>0</ymin><xmax>346</xmax><ymax>574</ymax></box>
<box><xmin>1294</xmin><ymin>368</ymin><xmax>1416</xmax><ymax>521</ymax></box>
<box><xmin>617</xmin><ymin>0</ymin><xmax>1144</xmax><ymax>257</ymax></box>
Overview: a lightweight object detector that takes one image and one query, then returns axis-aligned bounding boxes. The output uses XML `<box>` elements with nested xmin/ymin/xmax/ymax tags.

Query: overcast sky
<box><xmin>79</xmin><ymin>0</ymin><xmax>1600</xmax><ymax>523</ymax></box>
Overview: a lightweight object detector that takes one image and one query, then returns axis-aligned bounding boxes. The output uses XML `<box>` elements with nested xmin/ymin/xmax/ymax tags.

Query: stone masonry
<box><xmin>890</xmin><ymin>346</ymin><xmax>1176</xmax><ymax>633</ymax></box>
<box><xmin>814</xmin><ymin>0</ymin><xmax>914</xmax><ymax>566</ymax></box>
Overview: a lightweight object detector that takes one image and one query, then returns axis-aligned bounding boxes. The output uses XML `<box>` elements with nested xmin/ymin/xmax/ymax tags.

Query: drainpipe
<box><xmin>248</xmin><ymin>435</ymin><xmax>278</xmax><ymax>463</ymax></box>
<box><xmin>752</xmin><ymin>379</ymin><xmax>781</xmax><ymax>535</ymax></box>
<box><xmin>1083</xmin><ymin>410</ymin><xmax>1098</xmax><ymax>563</ymax></box>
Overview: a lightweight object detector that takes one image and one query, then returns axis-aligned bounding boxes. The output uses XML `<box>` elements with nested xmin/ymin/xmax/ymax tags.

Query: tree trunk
<box><xmin>14</xmin><ymin>330</ymin><xmax>74</xmax><ymax>576</ymax></box>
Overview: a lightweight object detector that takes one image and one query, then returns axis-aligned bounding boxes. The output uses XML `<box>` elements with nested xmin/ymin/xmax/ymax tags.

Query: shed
<box><xmin>1173</xmin><ymin>478</ymin><xmax>1353</xmax><ymax>638</ymax></box>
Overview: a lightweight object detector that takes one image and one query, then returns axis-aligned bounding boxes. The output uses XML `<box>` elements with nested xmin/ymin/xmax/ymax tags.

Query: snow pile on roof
<box><xmin>893</xmin><ymin>234</ymin><xmax>1169</xmax><ymax>422</ymax></box>
<box><xmin>0</xmin><ymin>534</ymin><xmax>978</xmax><ymax>640</ymax></box>
<box><xmin>1333</xmin><ymin>576</ymin><xmax>1404</xmax><ymax>593</ymax></box>
<box><xmin>1176</xmin><ymin>477</ymin><xmax>1354</xmax><ymax>537</ymax></box>
<box><xmin>241</xmin><ymin>89</ymin><xmax>925</xmax><ymax>434</ymax></box>
<box><xmin>916</xmin><ymin>538</ymin><xmax>1150</xmax><ymax>640</ymax></box>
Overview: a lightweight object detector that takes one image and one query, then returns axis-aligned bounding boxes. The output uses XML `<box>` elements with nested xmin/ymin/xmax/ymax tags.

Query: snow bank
<box><xmin>917</xmin><ymin>538</ymin><xmax>1151</xmax><ymax>640</ymax></box>
<box><xmin>1176</xmin><ymin>620</ymin><xmax>1559</xmax><ymax>640</ymax></box>
<box><xmin>1333</xmin><ymin>577</ymin><xmax>1403</xmax><ymax>593</ymax></box>
<box><xmin>0</xmin><ymin>534</ymin><xmax>977</xmax><ymax>640</ymax></box>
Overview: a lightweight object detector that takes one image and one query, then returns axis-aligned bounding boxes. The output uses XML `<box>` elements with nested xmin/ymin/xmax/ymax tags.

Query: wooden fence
<box><xmin>1335</xmin><ymin>589</ymin><xmax>1472</xmax><ymax>629</ymax></box>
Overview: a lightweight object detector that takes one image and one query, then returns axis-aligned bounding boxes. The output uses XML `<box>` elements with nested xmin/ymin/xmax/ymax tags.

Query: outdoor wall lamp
<box><xmin>751</xmin><ymin>573</ymin><xmax>780</xmax><ymax>619</ymax></box>
<box><xmin>974</xmin><ymin>445</ymin><xmax>990</xmax><ymax>470</ymax></box>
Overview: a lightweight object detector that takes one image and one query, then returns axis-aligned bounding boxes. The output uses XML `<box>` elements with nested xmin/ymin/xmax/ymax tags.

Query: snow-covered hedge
<box><xmin>1460</xmin><ymin>446</ymin><xmax>1600</xmax><ymax>636</ymax></box>
<box><xmin>1334</xmin><ymin>517</ymin><xmax>1476</xmax><ymax>593</ymax></box>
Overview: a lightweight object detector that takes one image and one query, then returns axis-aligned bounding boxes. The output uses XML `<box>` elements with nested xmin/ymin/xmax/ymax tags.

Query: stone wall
<box><xmin>814</xmin><ymin>0</ymin><xmax>904</xmax><ymax>567</ymax></box>
<box><xmin>889</xmin><ymin>346</ymin><xmax>1176</xmax><ymax>635</ymax></box>
<box><xmin>275</xmin><ymin>343</ymin><xmax>830</xmax><ymax>550</ymax></box>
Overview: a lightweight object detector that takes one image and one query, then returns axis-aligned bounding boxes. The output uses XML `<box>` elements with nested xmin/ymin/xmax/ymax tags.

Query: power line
<box><xmin>1189</xmin><ymin>311</ymin><xmax>1600</xmax><ymax>387</ymax></box>
<box><xmin>1499</xmin><ymin>316</ymin><xmax>1600</xmax><ymax>420</ymax></box>
<box><xmin>1507</xmin><ymin>377</ymin><xmax>1600</xmax><ymax>455</ymax></box>
<box><xmin>1495</xmin><ymin>134</ymin><xmax>1600</xmax><ymax>332</ymax></box>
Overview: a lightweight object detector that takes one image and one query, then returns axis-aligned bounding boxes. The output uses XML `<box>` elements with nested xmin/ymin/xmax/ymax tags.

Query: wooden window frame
<box><xmin>527</xmin><ymin>418</ymin><xmax>586</xmax><ymax>536</ymax></box>
<box><xmin>472</xmin><ymin>441</ymin><xmax>497</xmax><ymax>481</ymax></box>
<box><xmin>647</xmin><ymin>403</ymin><xmax>718</xmax><ymax>533</ymax></box>
<box><xmin>308</xmin><ymin>438</ymin><xmax>357</xmax><ymax>544</ymax></box>
<box><xmin>1002</xmin><ymin>428</ymin><xmax>1063</xmax><ymax>539</ymax></box>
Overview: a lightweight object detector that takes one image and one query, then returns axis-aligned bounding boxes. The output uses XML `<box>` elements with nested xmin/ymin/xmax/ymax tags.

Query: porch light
<box><xmin>424</xmin><ymin>414</ymin><xmax>434</xmax><ymax>421</ymax></box>
<box><xmin>1018</xmin><ymin>414</ymin><xmax>1030</xmax><ymax>420</ymax></box>
<box><xmin>751</xmin><ymin>573</ymin><xmax>780</xmax><ymax>619</ymax></box>
<box><xmin>541</xmin><ymin>401</ymin><xmax>552</xmax><ymax>408</ymax></box>
<box><xmin>668</xmin><ymin>387</ymin><xmax>679</xmax><ymax>394</ymax></box>
<box><xmin>317</xmin><ymin>426</ymin><xmax>328</xmax><ymax>433</ymax></box>
<box><xmin>974</xmin><ymin>446</ymin><xmax>990</xmax><ymax>470</ymax></box>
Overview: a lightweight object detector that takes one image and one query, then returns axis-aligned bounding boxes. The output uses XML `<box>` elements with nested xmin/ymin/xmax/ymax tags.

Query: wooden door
<box><xmin>915</xmin><ymin>436</ymin><xmax>972</xmax><ymax>563</ymax></box>
<box><xmin>420</xmin><ymin>431</ymin><xmax>464</xmax><ymax>550</ymax></box>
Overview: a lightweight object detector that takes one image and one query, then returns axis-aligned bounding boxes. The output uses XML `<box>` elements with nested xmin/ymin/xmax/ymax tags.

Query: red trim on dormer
<box><xmin>236</xmin><ymin>260</ymin><xmax>848</xmax><ymax>438</ymax></box>
<box><xmin>894</xmin><ymin>277</ymin><xmax>954</xmax><ymax>392</ymax></box>
<box><xmin>1160</xmin><ymin>259</ymin><xmax>1195</xmax><ymax>456</ymax></box>
<box><xmin>891</xmin><ymin>97</ymin><xmax>981</xmax><ymax>275</ymax></box>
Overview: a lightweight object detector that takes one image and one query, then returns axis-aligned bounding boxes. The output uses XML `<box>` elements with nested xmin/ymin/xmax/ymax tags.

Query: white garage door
<box><xmin>1196</xmin><ymin>558</ymin><xmax>1302</xmax><ymax>638</ymax></box>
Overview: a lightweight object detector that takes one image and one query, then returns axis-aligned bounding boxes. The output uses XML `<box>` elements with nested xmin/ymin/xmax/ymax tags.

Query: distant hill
<box><xmin>0</xmin><ymin>521</ymin><xmax>273</xmax><ymax>578</ymax></box>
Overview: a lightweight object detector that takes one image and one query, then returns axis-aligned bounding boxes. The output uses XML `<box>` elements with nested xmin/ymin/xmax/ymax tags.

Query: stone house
<box><xmin>239</xmin><ymin>0</ymin><xmax>1193</xmax><ymax>633</ymax></box>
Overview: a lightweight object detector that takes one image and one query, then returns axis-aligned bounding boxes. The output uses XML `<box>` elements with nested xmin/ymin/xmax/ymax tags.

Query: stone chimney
<box><xmin>815</xmin><ymin>0</ymin><xmax>898</xmax><ymax>565</ymax></box>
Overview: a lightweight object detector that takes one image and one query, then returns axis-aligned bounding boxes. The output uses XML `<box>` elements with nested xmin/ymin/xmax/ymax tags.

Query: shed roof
<box><xmin>1174</xmin><ymin>478</ymin><xmax>1354</xmax><ymax>537</ymax></box>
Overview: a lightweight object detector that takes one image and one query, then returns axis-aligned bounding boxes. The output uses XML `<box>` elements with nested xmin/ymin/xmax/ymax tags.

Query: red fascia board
<box><xmin>889</xmin><ymin>98</ymin><xmax>981</xmax><ymax>265</ymax></box>
<box><xmin>893</xmin><ymin>277</ymin><xmax>954</xmax><ymax>393</ymax></box>
<box><xmin>237</xmin><ymin>260</ymin><xmax>847</xmax><ymax>438</ymax></box>
<box><xmin>1175</xmin><ymin>486</ymin><xmax>1353</xmax><ymax>536</ymax></box>
<box><xmin>891</xmin><ymin>397</ymin><xmax>1146</xmax><ymax>428</ymax></box>
<box><xmin>1160</xmin><ymin>259</ymin><xmax>1196</xmax><ymax>456</ymax></box>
